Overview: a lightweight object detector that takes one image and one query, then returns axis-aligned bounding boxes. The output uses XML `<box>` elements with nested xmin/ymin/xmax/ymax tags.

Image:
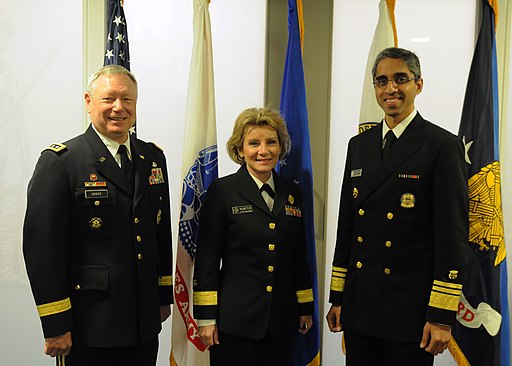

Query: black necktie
<box><xmin>117</xmin><ymin>144</ymin><xmax>134</xmax><ymax>183</ymax></box>
<box><xmin>260</xmin><ymin>183</ymin><xmax>275</xmax><ymax>199</ymax></box>
<box><xmin>382</xmin><ymin>130</ymin><xmax>396</xmax><ymax>159</ymax></box>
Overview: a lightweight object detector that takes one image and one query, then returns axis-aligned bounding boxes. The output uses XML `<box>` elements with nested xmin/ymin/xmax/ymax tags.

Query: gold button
<box><xmin>356</xmin><ymin>261</ymin><xmax>363</xmax><ymax>269</ymax></box>
<box><xmin>384</xmin><ymin>268</ymin><xmax>391</xmax><ymax>275</ymax></box>
<box><xmin>134</xmin><ymin>217</ymin><xmax>140</xmax><ymax>224</ymax></box>
<box><xmin>385</xmin><ymin>240</ymin><xmax>392</xmax><ymax>248</ymax></box>
<box><xmin>137</xmin><ymin>235</ymin><xmax>142</xmax><ymax>243</ymax></box>
<box><xmin>266</xmin><ymin>286</ymin><xmax>273</xmax><ymax>292</ymax></box>
<box><xmin>94</xmin><ymin>200</ymin><xmax>100</xmax><ymax>206</ymax></box>
<box><xmin>268</xmin><ymin>244</ymin><xmax>275</xmax><ymax>251</ymax></box>
<box><xmin>268</xmin><ymin>266</ymin><xmax>274</xmax><ymax>273</ymax></box>
<box><xmin>269</xmin><ymin>223</ymin><xmax>276</xmax><ymax>230</ymax></box>
<box><xmin>74</xmin><ymin>285</ymin><xmax>81</xmax><ymax>290</ymax></box>
<box><xmin>137</xmin><ymin>253</ymin><xmax>143</xmax><ymax>260</ymax></box>
<box><xmin>358</xmin><ymin>209</ymin><xmax>365</xmax><ymax>216</ymax></box>
<box><xmin>357</xmin><ymin>236</ymin><xmax>363</xmax><ymax>243</ymax></box>
<box><xmin>387</xmin><ymin>212</ymin><xmax>394</xmax><ymax>220</ymax></box>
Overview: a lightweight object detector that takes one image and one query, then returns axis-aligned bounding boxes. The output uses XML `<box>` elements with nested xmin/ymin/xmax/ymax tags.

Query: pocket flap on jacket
<box><xmin>73</xmin><ymin>265</ymin><xmax>109</xmax><ymax>291</ymax></box>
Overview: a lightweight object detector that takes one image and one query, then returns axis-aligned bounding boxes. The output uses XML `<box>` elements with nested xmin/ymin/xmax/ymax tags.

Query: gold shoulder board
<box><xmin>43</xmin><ymin>143</ymin><xmax>68</xmax><ymax>154</ymax></box>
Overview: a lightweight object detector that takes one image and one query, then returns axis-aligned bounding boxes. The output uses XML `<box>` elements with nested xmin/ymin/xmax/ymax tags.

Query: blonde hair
<box><xmin>226</xmin><ymin>107</ymin><xmax>291</xmax><ymax>164</ymax></box>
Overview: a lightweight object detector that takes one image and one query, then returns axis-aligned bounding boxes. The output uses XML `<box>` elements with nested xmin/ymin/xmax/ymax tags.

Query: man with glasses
<box><xmin>326</xmin><ymin>47</ymin><xmax>468</xmax><ymax>365</ymax></box>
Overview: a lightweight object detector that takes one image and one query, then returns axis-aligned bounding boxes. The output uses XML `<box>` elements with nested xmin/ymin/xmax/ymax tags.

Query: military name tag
<box><xmin>85</xmin><ymin>189</ymin><xmax>109</xmax><ymax>199</ymax></box>
<box><xmin>285</xmin><ymin>205</ymin><xmax>302</xmax><ymax>218</ymax></box>
<box><xmin>232</xmin><ymin>205</ymin><xmax>253</xmax><ymax>215</ymax></box>
<box><xmin>351</xmin><ymin>169</ymin><xmax>362</xmax><ymax>178</ymax></box>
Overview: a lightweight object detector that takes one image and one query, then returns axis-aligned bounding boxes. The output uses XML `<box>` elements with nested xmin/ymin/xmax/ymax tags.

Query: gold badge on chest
<box><xmin>400</xmin><ymin>193</ymin><xmax>415</xmax><ymax>208</ymax></box>
<box><xmin>89</xmin><ymin>217</ymin><xmax>103</xmax><ymax>230</ymax></box>
<box><xmin>288</xmin><ymin>195</ymin><xmax>294</xmax><ymax>205</ymax></box>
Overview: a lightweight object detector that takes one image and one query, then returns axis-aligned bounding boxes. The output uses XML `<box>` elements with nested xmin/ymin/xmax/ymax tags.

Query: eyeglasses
<box><xmin>373</xmin><ymin>76</ymin><xmax>418</xmax><ymax>88</ymax></box>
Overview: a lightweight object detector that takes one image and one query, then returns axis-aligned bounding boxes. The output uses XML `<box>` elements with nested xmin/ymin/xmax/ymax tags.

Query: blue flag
<box><xmin>104</xmin><ymin>0</ymin><xmax>130</xmax><ymax>70</ymax></box>
<box><xmin>451</xmin><ymin>1</ymin><xmax>510</xmax><ymax>365</ymax></box>
<box><xmin>279</xmin><ymin>0</ymin><xmax>320</xmax><ymax>364</ymax></box>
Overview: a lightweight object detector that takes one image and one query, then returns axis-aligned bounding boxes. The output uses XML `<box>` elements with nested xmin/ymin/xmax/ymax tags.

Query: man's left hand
<box><xmin>160</xmin><ymin>305</ymin><xmax>171</xmax><ymax>322</ymax></box>
<box><xmin>420</xmin><ymin>321</ymin><xmax>451</xmax><ymax>355</ymax></box>
<box><xmin>298</xmin><ymin>315</ymin><xmax>313</xmax><ymax>335</ymax></box>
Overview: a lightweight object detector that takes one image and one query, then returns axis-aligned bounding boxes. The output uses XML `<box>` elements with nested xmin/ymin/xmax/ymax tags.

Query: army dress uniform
<box><xmin>193</xmin><ymin>165</ymin><xmax>314</xmax><ymax>364</ymax></box>
<box><xmin>329</xmin><ymin>112</ymin><xmax>468</xmax><ymax>342</ymax></box>
<box><xmin>23</xmin><ymin>125</ymin><xmax>173</xmax><ymax>352</ymax></box>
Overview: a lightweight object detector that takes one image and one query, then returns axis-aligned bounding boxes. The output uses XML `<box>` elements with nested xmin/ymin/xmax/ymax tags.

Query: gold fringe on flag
<box><xmin>448</xmin><ymin>335</ymin><xmax>471</xmax><ymax>366</ymax></box>
<box><xmin>296</xmin><ymin>0</ymin><xmax>305</xmax><ymax>53</ymax></box>
<box><xmin>487</xmin><ymin>0</ymin><xmax>498</xmax><ymax>31</ymax></box>
<box><xmin>386</xmin><ymin>0</ymin><xmax>398</xmax><ymax>47</ymax></box>
<box><xmin>306</xmin><ymin>352</ymin><xmax>321</xmax><ymax>366</ymax></box>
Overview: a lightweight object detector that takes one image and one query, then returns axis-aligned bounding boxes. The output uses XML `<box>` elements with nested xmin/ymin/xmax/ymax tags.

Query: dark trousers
<box><xmin>57</xmin><ymin>338</ymin><xmax>159</xmax><ymax>366</ymax></box>
<box><xmin>209</xmin><ymin>331</ymin><xmax>295</xmax><ymax>366</ymax></box>
<box><xmin>344</xmin><ymin>327</ymin><xmax>434</xmax><ymax>366</ymax></box>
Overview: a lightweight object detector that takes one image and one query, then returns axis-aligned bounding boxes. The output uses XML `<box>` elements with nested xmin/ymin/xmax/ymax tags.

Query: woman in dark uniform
<box><xmin>193</xmin><ymin>107</ymin><xmax>314</xmax><ymax>366</ymax></box>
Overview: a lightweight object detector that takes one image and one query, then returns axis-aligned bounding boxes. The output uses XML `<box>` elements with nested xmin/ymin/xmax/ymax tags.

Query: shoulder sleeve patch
<box><xmin>43</xmin><ymin>143</ymin><xmax>68</xmax><ymax>154</ymax></box>
<box><xmin>148</xmin><ymin>142</ymin><xmax>164</xmax><ymax>152</ymax></box>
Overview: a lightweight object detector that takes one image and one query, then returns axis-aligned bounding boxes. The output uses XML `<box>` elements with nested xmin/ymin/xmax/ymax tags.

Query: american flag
<box><xmin>104</xmin><ymin>0</ymin><xmax>130</xmax><ymax>70</ymax></box>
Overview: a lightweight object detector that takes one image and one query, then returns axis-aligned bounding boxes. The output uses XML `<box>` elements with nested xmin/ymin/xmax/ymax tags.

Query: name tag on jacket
<box><xmin>232</xmin><ymin>205</ymin><xmax>253</xmax><ymax>215</ymax></box>
<box><xmin>351</xmin><ymin>169</ymin><xmax>362</xmax><ymax>178</ymax></box>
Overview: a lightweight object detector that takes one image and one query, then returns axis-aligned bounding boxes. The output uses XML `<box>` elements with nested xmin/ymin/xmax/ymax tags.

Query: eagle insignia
<box><xmin>468</xmin><ymin>161</ymin><xmax>505</xmax><ymax>266</ymax></box>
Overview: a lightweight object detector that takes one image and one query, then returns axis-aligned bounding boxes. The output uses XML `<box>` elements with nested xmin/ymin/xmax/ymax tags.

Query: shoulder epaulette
<box><xmin>148</xmin><ymin>142</ymin><xmax>164</xmax><ymax>152</ymax></box>
<box><xmin>43</xmin><ymin>143</ymin><xmax>68</xmax><ymax>154</ymax></box>
<box><xmin>358</xmin><ymin>122</ymin><xmax>379</xmax><ymax>134</ymax></box>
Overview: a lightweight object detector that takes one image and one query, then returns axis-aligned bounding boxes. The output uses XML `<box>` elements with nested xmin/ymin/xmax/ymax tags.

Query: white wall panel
<box><xmin>0</xmin><ymin>1</ymin><xmax>83</xmax><ymax>365</ymax></box>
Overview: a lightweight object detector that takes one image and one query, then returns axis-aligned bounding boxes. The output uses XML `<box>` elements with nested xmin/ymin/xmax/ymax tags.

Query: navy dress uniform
<box><xmin>329</xmin><ymin>113</ymin><xmax>468</xmax><ymax>344</ymax></box>
<box><xmin>193</xmin><ymin>165</ymin><xmax>314</xmax><ymax>364</ymax></box>
<box><xmin>23</xmin><ymin>125</ymin><xmax>173</xmax><ymax>360</ymax></box>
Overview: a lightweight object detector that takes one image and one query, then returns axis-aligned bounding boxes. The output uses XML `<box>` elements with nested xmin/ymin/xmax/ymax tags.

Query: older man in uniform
<box><xmin>23</xmin><ymin>65</ymin><xmax>173</xmax><ymax>366</ymax></box>
<box><xmin>326</xmin><ymin>48</ymin><xmax>468</xmax><ymax>366</ymax></box>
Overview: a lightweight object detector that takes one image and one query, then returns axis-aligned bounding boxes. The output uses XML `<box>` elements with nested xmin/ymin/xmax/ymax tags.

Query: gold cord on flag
<box><xmin>386</xmin><ymin>0</ymin><xmax>398</xmax><ymax>47</ymax></box>
<box><xmin>297</xmin><ymin>0</ymin><xmax>305</xmax><ymax>53</ymax></box>
<box><xmin>487</xmin><ymin>0</ymin><xmax>498</xmax><ymax>31</ymax></box>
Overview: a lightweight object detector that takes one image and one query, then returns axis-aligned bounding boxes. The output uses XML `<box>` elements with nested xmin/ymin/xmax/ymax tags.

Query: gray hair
<box><xmin>86</xmin><ymin>65</ymin><xmax>137</xmax><ymax>95</ymax></box>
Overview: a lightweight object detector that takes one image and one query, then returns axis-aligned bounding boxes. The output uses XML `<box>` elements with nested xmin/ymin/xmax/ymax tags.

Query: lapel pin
<box><xmin>353</xmin><ymin>187</ymin><xmax>359</xmax><ymax>198</ymax></box>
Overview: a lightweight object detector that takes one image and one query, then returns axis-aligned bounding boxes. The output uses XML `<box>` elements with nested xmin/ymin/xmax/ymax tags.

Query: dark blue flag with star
<box><xmin>279</xmin><ymin>0</ymin><xmax>320</xmax><ymax>364</ymax></box>
<box><xmin>104</xmin><ymin>0</ymin><xmax>130</xmax><ymax>70</ymax></box>
<box><xmin>450</xmin><ymin>1</ymin><xmax>510</xmax><ymax>366</ymax></box>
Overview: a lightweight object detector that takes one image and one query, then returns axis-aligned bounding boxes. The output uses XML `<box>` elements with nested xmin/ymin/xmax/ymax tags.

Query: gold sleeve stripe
<box><xmin>428</xmin><ymin>291</ymin><xmax>460</xmax><ymax>311</ymax></box>
<box><xmin>433</xmin><ymin>280</ymin><xmax>463</xmax><ymax>290</ymax></box>
<box><xmin>296</xmin><ymin>289</ymin><xmax>314</xmax><ymax>304</ymax></box>
<box><xmin>432</xmin><ymin>285</ymin><xmax>462</xmax><ymax>296</ymax></box>
<box><xmin>332</xmin><ymin>266</ymin><xmax>347</xmax><ymax>273</ymax></box>
<box><xmin>37</xmin><ymin>298</ymin><xmax>71</xmax><ymax>318</ymax></box>
<box><xmin>193</xmin><ymin>291</ymin><xmax>218</xmax><ymax>306</ymax></box>
<box><xmin>330</xmin><ymin>276</ymin><xmax>345</xmax><ymax>292</ymax></box>
<box><xmin>158</xmin><ymin>276</ymin><xmax>173</xmax><ymax>286</ymax></box>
